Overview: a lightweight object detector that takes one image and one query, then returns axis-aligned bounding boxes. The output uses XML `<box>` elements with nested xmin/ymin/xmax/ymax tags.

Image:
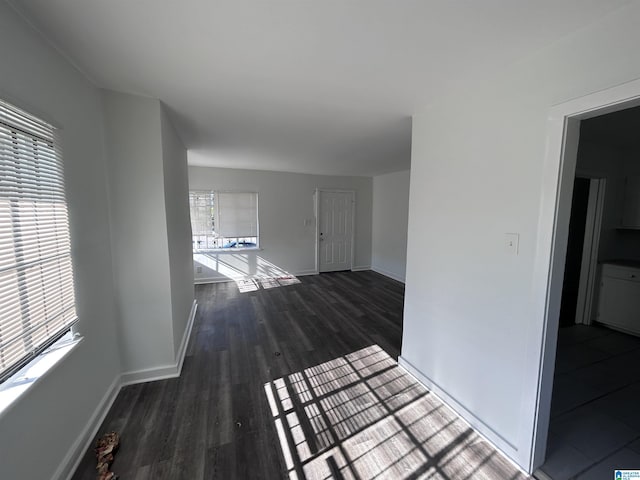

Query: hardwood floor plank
<box><xmin>72</xmin><ymin>271</ymin><xmax>527</xmax><ymax>480</ymax></box>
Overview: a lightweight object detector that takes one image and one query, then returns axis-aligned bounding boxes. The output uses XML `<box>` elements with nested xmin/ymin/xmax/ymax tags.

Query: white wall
<box><xmin>161</xmin><ymin>106</ymin><xmax>195</xmax><ymax>355</ymax></box>
<box><xmin>402</xmin><ymin>3</ymin><xmax>640</xmax><ymax>472</ymax></box>
<box><xmin>102</xmin><ymin>91</ymin><xmax>195</xmax><ymax>374</ymax></box>
<box><xmin>0</xmin><ymin>4</ymin><xmax>121</xmax><ymax>479</ymax></box>
<box><xmin>102</xmin><ymin>91</ymin><xmax>176</xmax><ymax>372</ymax></box>
<box><xmin>372</xmin><ymin>170</ymin><xmax>410</xmax><ymax>282</ymax></box>
<box><xmin>188</xmin><ymin>166</ymin><xmax>373</xmax><ymax>281</ymax></box>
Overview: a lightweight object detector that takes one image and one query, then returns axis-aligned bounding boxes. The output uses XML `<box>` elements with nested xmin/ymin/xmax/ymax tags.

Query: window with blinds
<box><xmin>0</xmin><ymin>99</ymin><xmax>77</xmax><ymax>384</ymax></box>
<box><xmin>189</xmin><ymin>190</ymin><xmax>258</xmax><ymax>250</ymax></box>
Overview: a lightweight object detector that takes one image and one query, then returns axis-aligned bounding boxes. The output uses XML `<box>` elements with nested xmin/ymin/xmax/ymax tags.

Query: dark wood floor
<box><xmin>72</xmin><ymin>271</ymin><xmax>527</xmax><ymax>479</ymax></box>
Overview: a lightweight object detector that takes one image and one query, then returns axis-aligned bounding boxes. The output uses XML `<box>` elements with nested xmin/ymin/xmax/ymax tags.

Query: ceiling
<box><xmin>11</xmin><ymin>0</ymin><xmax>631</xmax><ymax>176</ymax></box>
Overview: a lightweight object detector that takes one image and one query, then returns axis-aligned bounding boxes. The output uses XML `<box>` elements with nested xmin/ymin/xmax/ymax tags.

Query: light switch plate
<box><xmin>505</xmin><ymin>233</ymin><xmax>519</xmax><ymax>255</ymax></box>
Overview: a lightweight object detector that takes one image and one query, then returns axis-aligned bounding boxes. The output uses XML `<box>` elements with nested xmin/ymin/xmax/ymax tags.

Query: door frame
<box><xmin>314</xmin><ymin>188</ymin><xmax>356</xmax><ymax>273</ymax></box>
<box><xmin>530</xmin><ymin>79</ymin><xmax>640</xmax><ymax>471</ymax></box>
<box><xmin>574</xmin><ymin>177</ymin><xmax>606</xmax><ymax>326</ymax></box>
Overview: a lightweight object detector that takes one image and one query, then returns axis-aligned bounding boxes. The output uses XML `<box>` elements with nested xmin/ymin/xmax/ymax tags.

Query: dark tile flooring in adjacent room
<box><xmin>538</xmin><ymin>325</ymin><xmax>640</xmax><ymax>480</ymax></box>
<box><xmin>72</xmin><ymin>271</ymin><xmax>528</xmax><ymax>479</ymax></box>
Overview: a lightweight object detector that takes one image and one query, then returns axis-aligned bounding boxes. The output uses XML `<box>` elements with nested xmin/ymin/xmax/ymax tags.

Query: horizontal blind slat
<box><xmin>0</xmin><ymin>98</ymin><xmax>77</xmax><ymax>383</ymax></box>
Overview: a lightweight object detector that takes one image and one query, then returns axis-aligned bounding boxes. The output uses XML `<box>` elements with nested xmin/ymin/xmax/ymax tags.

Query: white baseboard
<box><xmin>175</xmin><ymin>300</ymin><xmax>197</xmax><ymax>375</ymax></box>
<box><xmin>56</xmin><ymin>300</ymin><xmax>199</xmax><ymax>479</ymax></box>
<box><xmin>194</xmin><ymin>277</ymin><xmax>232</xmax><ymax>284</ymax></box>
<box><xmin>119</xmin><ymin>363</ymin><xmax>182</xmax><ymax>387</ymax></box>
<box><xmin>295</xmin><ymin>269</ymin><xmax>318</xmax><ymax>276</ymax></box>
<box><xmin>53</xmin><ymin>374</ymin><xmax>121</xmax><ymax>480</ymax></box>
<box><xmin>121</xmin><ymin>300</ymin><xmax>197</xmax><ymax>387</ymax></box>
<box><xmin>351</xmin><ymin>265</ymin><xmax>371</xmax><ymax>272</ymax></box>
<box><xmin>398</xmin><ymin>356</ymin><xmax>525</xmax><ymax>473</ymax></box>
<box><xmin>371</xmin><ymin>266</ymin><xmax>405</xmax><ymax>283</ymax></box>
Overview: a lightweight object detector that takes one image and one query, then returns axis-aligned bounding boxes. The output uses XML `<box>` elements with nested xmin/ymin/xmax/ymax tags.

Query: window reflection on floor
<box><xmin>265</xmin><ymin>345</ymin><xmax>528</xmax><ymax>480</ymax></box>
<box><xmin>194</xmin><ymin>253</ymin><xmax>302</xmax><ymax>292</ymax></box>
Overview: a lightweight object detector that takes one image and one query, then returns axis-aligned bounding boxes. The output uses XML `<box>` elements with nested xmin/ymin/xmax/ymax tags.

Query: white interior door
<box><xmin>318</xmin><ymin>190</ymin><xmax>353</xmax><ymax>272</ymax></box>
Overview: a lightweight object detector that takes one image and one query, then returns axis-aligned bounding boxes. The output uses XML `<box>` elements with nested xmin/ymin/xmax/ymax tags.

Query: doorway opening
<box><xmin>534</xmin><ymin>97</ymin><xmax>640</xmax><ymax>478</ymax></box>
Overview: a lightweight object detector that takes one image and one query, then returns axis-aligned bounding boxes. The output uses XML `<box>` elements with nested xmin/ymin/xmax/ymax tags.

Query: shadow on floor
<box><xmin>267</xmin><ymin>344</ymin><xmax>528</xmax><ymax>480</ymax></box>
<box><xmin>71</xmin><ymin>271</ymin><xmax>527</xmax><ymax>479</ymax></box>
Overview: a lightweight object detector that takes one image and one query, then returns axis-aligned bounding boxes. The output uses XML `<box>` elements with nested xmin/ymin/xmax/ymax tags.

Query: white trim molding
<box><xmin>371</xmin><ymin>266</ymin><xmax>405</xmax><ymax>283</ymax></box>
<box><xmin>53</xmin><ymin>375</ymin><xmax>121</xmax><ymax>480</ymax></box>
<box><xmin>530</xmin><ymin>78</ymin><xmax>640</xmax><ymax>472</ymax></box>
<box><xmin>119</xmin><ymin>363</ymin><xmax>183</xmax><ymax>387</ymax></box>
<box><xmin>295</xmin><ymin>269</ymin><xmax>318</xmax><ymax>277</ymax></box>
<box><xmin>0</xmin><ymin>333</ymin><xmax>82</xmax><ymax>422</ymax></box>
<box><xmin>351</xmin><ymin>265</ymin><xmax>371</xmax><ymax>272</ymax></box>
<box><xmin>175</xmin><ymin>300</ymin><xmax>197</xmax><ymax>374</ymax></box>
<box><xmin>194</xmin><ymin>277</ymin><xmax>231</xmax><ymax>284</ymax></box>
<box><xmin>55</xmin><ymin>300</ymin><xmax>198</xmax><ymax>479</ymax></box>
<box><xmin>399</xmin><ymin>356</ymin><xmax>523</xmax><ymax>471</ymax></box>
<box><xmin>121</xmin><ymin>300</ymin><xmax>197</xmax><ymax>387</ymax></box>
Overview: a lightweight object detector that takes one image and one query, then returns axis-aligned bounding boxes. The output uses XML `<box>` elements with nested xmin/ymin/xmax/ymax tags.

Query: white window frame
<box><xmin>189</xmin><ymin>190</ymin><xmax>259</xmax><ymax>252</ymax></box>
<box><xmin>0</xmin><ymin>98</ymin><xmax>79</xmax><ymax>387</ymax></box>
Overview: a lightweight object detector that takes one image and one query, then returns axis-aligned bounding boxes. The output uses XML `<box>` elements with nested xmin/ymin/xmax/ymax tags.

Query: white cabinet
<box><xmin>597</xmin><ymin>263</ymin><xmax>640</xmax><ymax>336</ymax></box>
<box><xmin>621</xmin><ymin>176</ymin><xmax>640</xmax><ymax>228</ymax></box>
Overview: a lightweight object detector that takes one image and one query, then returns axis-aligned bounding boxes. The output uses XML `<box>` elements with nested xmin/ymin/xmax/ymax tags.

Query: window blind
<box><xmin>0</xmin><ymin>99</ymin><xmax>77</xmax><ymax>383</ymax></box>
<box><xmin>216</xmin><ymin>192</ymin><xmax>258</xmax><ymax>237</ymax></box>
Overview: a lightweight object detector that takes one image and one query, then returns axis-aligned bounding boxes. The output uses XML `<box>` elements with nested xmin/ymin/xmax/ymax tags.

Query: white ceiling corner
<box><xmin>11</xmin><ymin>0</ymin><xmax>631</xmax><ymax>176</ymax></box>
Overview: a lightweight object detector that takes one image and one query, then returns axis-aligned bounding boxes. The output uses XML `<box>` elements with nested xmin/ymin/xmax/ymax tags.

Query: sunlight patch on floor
<box><xmin>264</xmin><ymin>345</ymin><xmax>526</xmax><ymax>480</ymax></box>
<box><xmin>235</xmin><ymin>275</ymin><xmax>301</xmax><ymax>293</ymax></box>
<box><xmin>194</xmin><ymin>252</ymin><xmax>301</xmax><ymax>292</ymax></box>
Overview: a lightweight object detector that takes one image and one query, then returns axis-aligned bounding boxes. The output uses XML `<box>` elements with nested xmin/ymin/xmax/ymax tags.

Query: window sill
<box><xmin>194</xmin><ymin>247</ymin><xmax>263</xmax><ymax>254</ymax></box>
<box><xmin>0</xmin><ymin>331</ymin><xmax>83</xmax><ymax>420</ymax></box>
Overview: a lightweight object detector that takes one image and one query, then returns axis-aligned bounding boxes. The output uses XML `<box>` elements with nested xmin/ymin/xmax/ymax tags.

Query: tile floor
<box><xmin>538</xmin><ymin>325</ymin><xmax>640</xmax><ymax>479</ymax></box>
